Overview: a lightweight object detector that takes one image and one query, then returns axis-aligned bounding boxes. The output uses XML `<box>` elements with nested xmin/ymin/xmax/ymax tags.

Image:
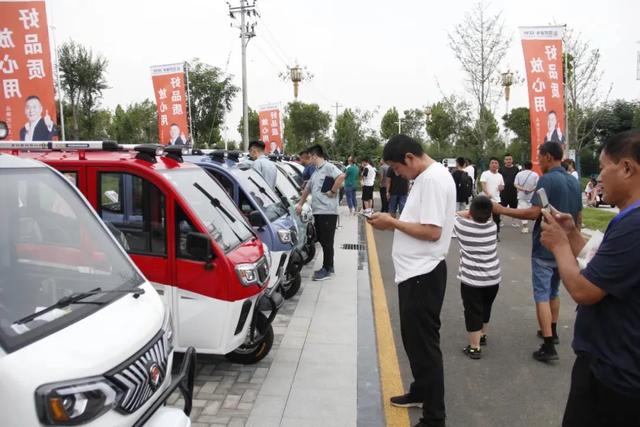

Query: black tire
<box><xmin>225</xmin><ymin>312</ymin><xmax>274</xmax><ymax>364</ymax></box>
<box><xmin>281</xmin><ymin>270</ymin><xmax>302</xmax><ymax>299</ymax></box>
<box><xmin>303</xmin><ymin>243</ymin><xmax>316</xmax><ymax>265</ymax></box>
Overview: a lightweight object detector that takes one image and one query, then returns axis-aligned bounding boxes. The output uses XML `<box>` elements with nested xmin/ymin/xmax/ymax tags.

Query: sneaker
<box><xmin>390</xmin><ymin>393</ymin><xmax>423</xmax><ymax>408</ymax></box>
<box><xmin>521</xmin><ymin>227</ymin><xmax>529</xmax><ymax>234</ymax></box>
<box><xmin>536</xmin><ymin>330</ymin><xmax>559</xmax><ymax>345</ymax></box>
<box><xmin>463</xmin><ymin>345</ymin><xmax>482</xmax><ymax>360</ymax></box>
<box><xmin>326</xmin><ymin>267</ymin><xmax>335</xmax><ymax>276</ymax></box>
<box><xmin>532</xmin><ymin>344</ymin><xmax>559</xmax><ymax>362</ymax></box>
<box><xmin>480</xmin><ymin>334</ymin><xmax>487</xmax><ymax>346</ymax></box>
<box><xmin>512</xmin><ymin>222</ymin><xmax>520</xmax><ymax>228</ymax></box>
<box><xmin>313</xmin><ymin>268</ymin><xmax>331</xmax><ymax>281</ymax></box>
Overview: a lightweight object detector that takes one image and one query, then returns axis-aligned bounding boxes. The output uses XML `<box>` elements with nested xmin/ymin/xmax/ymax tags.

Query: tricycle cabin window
<box><xmin>98</xmin><ymin>173</ymin><xmax>166</xmax><ymax>256</ymax></box>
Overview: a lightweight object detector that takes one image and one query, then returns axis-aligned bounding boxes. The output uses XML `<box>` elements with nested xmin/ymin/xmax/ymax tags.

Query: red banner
<box><xmin>0</xmin><ymin>0</ymin><xmax>57</xmax><ymax>141</ymax></box>
<box><xmin>258</xmin><ymin>107</ymin><xmax>282</xmax><ymax>154</ymax></box>
<box><xmin>520</xmin><ymin>26</ymin><xmax>566</xmax><ymax>171</ymax></box>
<box><xmin>150</xmin><ymin>63</ymin><xmax>188</xmax><ymax>145</ymax></box>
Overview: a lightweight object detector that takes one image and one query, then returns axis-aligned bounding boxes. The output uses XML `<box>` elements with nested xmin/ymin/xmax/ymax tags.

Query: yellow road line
<box><xmin>366</xmin><ymin>223</ymin><xmax>410</xmax><ymax>427</ymax></box>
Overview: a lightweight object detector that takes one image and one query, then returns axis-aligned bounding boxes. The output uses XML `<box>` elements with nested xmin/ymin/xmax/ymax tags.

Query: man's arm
<box><xmin>385</xmin><ymin>176</ymin><xmax>392</xmax><ymax>194</ymax></box>
<box><xmin>330</xmin><ymin>173</ymin><xmax>346</xmax><ymax>193</ymax></box>
<box><xmin>391</xmin><ymin>218</ymin><xmax>442</xmax><ymax>241</ymax></box>
<box><xmin>298</xmin><ymin>183</ymin><xmax>311</xmax><ymax>205</ymax></box>
<box><xmin>481</xmin><ymin>181</ymin><xmax>490</xmax><ymax>196</ymax></box>
<box><xmin>495</xmin><ymin>203</ymin><xmax>542</xmax><ymax>220</ymax></box>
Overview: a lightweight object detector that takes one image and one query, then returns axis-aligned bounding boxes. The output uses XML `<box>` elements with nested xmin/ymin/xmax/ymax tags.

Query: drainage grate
<box><xmin>341</xmin><ymin>243</ymin><xmax>365</xmax><ymax>251</ymax></box>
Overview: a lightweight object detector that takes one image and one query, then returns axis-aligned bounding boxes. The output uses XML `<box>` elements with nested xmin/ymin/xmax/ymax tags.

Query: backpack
<box><xmin>460</xmin><ymin>171</ymin><xmax>473</xmax><ymax>200</ymax></box>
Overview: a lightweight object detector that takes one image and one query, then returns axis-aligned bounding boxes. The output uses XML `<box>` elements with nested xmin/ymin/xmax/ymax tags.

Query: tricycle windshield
<box><xmin>232</xmin><ymin>168</ymin><xmax>288</xmax><ymax>222</ymax></box>
<box><xmin>161</xmin><ymin>168</ymin><xmax>254</xmax><ymax>252</ymax></box>
<box><xmin>0</xmin><ymin>168</ymin><xmax>143</xmax><ymax>352</ymax></box>
<box><xmin>275</xmin><ymin>168</ymin><xmax>300</xmax><ymax>202</ymax></box>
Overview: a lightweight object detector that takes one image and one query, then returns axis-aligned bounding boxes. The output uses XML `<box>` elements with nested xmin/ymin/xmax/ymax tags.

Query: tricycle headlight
<box><xmin>236</xmin><ymin>264</ymin><xmax>259</xmax><ymax>286</ymax></box>
<box><xmin>36</xmin><ymin>377</ymin><xmax>122</xmax><ymax>425</ymax></box>
<box><xmin>163</xmin><ymin>310</ymin><xmax>174</xmax><ymax>353</ymax></box>
<box><xmin>277</xmin><ymin>229</ymin><xmax>292</xmax><ymax>243</ymax></box>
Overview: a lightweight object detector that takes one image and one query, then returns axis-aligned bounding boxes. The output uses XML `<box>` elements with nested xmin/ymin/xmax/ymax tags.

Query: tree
<box><xmin>110</xmin><ymin>99</ymin><xmax>158</xmax><ymax>144</ymax></box>
<box><xmin>58</xmin><ymin>40</ymin><xmax>109</xmax><ymax>139</ymax></box>
<box><xmin>594</xmin><ymin>100</ymin><xmax>638</xmax><ymax>144</ymax></box>
<box><xmin>426</xmin><ymin>95</ymin><xmax>474</xmax><ymax>159</ymax></box>
<box><xmin>380</xmin><ymin>107</ymin><xmax>400</xmax><ymax>140</ymax></box>
<box><xmin>331</xmin><ymin>108</ymin><xmax>379</xmax><ymax>161</ymax></box>
<box><xmin>401</xmin><ymin>108</ymin><xmax>426</xmax><ymax>143</ymax></box>
<box><xmin>282</xmin><ymin>101</ymin><xmax>332</xmax><ymax>154</ymax></box>
<box><xmin>237</xmin><ymin>107</ymin><xmax>260</xmax><ymax>141</ymax></box>
<box><xmin>564</xmin><ymin>29</ymin><xmax>611</xmax><ymax>157</ymax></box>
<box><xmin>188</xmin><ymin>58</ymin><xmax>239</xmax><ymax>148</ymax></box>
<box><xmin>502</xmin><ymin>107</ymin><xmax>531</xmax><ymax>144</ymax></box>
<box><xmin>448</xmin><ymin>1</ymin><xmax>511</xmax><ymax>148</ymax></box>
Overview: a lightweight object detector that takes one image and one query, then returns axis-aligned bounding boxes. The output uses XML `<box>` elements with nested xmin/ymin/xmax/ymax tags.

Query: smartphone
<box><xmin>358</xmin><ymin>212</ymin><xmax>372</xmax><ymax>219</ymax></box>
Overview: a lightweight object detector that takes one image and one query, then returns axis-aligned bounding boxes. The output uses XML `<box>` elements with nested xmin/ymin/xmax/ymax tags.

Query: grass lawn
<box><xmin>582</xmin><ymin>207</ymin><xmax>616</xmax><ymax>232</ymax></box>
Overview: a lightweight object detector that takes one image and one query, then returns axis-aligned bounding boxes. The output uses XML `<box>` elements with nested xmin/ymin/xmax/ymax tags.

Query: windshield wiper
<box><xmin>193</xmin><ymin>182</ymin><xmax>248</xmax><ymax>240</ymax></box>
<box><xmin>194</xmin><ymin>182</ymin><xmax>236</xmax><ymax>222</ymax></box>
<box><xmin>248</xmin><ymin>177</ymin><xmax>277</xmax><ymax>203</ymax></box>
<box><xmin>13</xmin><ymin>287</ymin><xmax>145</xmax><ymax>325</ymax></box>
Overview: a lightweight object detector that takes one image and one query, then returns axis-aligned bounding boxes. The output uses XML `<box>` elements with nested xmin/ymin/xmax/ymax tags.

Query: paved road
<box><xmin>373</xmin><ymin>222</ymin><xmax>577</xmax><ymax>427</ymax></box>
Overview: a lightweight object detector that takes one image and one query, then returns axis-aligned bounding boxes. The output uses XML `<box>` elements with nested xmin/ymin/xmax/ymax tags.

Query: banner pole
<box><xmin>564</xmin><ymin>25</ymin><xmax>569</xmax><ymax>154</ymax></box>
<box><xmin>185</xmin><ymin>61</ymin><xmax>195</xmax><ymax>147</ymax></box>
<box><xmin>50</xmin><ymin>25</ymin><xmax>65</xmax><ymax>141</ymax></box>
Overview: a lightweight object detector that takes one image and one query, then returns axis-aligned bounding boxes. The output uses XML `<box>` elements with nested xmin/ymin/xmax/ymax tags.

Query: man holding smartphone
<box><xmin>493</xmin><ymin>141</ymin><xmax>582</xmax><ymax>362</ymax></box>
<box><xmin>296</xmin><ymin>144</ymin><xmax>345</xmax><ymax>281</ymax></box>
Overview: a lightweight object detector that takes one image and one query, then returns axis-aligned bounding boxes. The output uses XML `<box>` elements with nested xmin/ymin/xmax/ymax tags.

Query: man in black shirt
<box><xmin>452</xmin><ymin>157</ymin><xmax>471</xmax><ymax>212</ymax></box>
<box><xmin>541</xmin><ymin>130</ymin><xmax>640</xmax><ymax>426</ymax></box>
<box><xmin>385</xmin><ymin>167</ymin><xmax>409</xmax><ymax>217</ymax></box>
<box><xmin>499</xmin><ymin>153</ymin><xmax>519</xmax><ymax>227</ymax></box>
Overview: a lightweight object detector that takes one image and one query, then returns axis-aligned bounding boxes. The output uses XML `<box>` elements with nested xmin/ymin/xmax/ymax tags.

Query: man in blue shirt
<box><xmin>249</xmin><ymin>140</ymin><xmax>277</xmax><ymax>188</ymax></box>
<box><xmin>494</xmin><ymin>141</ymin><xmax>582</xmax><ymax>362</ymax></box>
<box><xmin>540</xmin><ymin>130</ymin><xmax>640</xmax><ymax>426</ymax></box>
<box><xmin>298</xmin><ymin>148</ymin><xmax>316</xmax><ymax>183</ymax></box>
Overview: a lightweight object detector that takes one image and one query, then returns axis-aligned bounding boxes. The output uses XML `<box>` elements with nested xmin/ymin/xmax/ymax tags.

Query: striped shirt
<box><xmin>453</xmin><ymin>217</ymin><xmax>501</xmax><ymax>287</ymax></box>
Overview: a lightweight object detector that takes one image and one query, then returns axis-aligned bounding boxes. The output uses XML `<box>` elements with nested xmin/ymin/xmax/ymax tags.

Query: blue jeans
<box><xmin>531</xmin><ymin>257</ymin><xmax>561</xmax><ymax>303</ymax></box>
<box><xmin>389</xmin><ymin>194</ymin><xmax>407</xmax><ymax>216</ymax></box>
<box><xmin>344</xmin><ymin>185</ymin><xmax>357</xmax><ymax>210</ymax></box>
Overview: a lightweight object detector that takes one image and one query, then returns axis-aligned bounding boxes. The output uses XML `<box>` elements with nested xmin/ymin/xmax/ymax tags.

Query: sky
<box><xmin>45</xmin><ymin>0</ymin><xmax>640</xmax><ymax>142</ymax></box>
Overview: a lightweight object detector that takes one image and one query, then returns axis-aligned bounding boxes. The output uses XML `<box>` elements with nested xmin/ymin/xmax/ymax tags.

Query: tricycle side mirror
<box><xmin>248</xmin><ymin>210</ymin><xmax>267</xmax><ymax>228</ymax></box>
<box><xmin>186</xmin><ymin>232</ymin><xmax>215</xmax><ymax>267</ymax></box>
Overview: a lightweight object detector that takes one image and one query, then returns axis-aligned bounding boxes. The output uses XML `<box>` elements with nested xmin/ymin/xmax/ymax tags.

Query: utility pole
<box><xmin>228</xmin><ymin>0</ymin><xmax>258</xmax><ymax>151</ymax></box>
<box><xmin>332</xmin><ymin>102</ymin><xmax>343</xmax><ymax>121</ymax></box>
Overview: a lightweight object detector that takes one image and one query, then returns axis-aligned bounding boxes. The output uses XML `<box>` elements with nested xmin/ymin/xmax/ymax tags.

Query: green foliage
<box><xmin>401</xmin><ymin>108</ymin><xmax>426</xmax><ymax>143</ymax></box>
<box><xmin>188</xmin><ymin>58</ymin><xmax>239</xmax><ymax>148</ymax></box>
<box><xmin>237</xmin><ymin>107</ymin><xmax>260</xmax><ymax>141</ymax></box>
<box><xmin>283</xmin><ymin>101</ymin><xmax>332</xmax><ymax>154</ymax></box>
<box><xmin>502</xmin><ymin>107</ymin><xmax>531</xmax><ymax>143</ymax></box>
<box><xmin>595</xmin><ymin>100</ymin><xmax>638</xmax><ymax>143</ymax></box>
<box><xmin>110</xmin><ymin>99</ymin><xmax>158</xmax><ymax>144</ymax></box>
<box><xmin>380</xmin><ymin>107</ymin><xmax>399</xmax><ymax>140</ymax></box>
<box><xmin>331</xmin><ymin>109</ymin><xmax>379</xmax><ymax>162</ymax></box>
<box><xmin>582</xmin><ymin>207</ymin><xmax>615</xmax><ymax>232</ymax></box>
<box><xmin>58</xmin><ymin>40</ymin><xmax>109</xmax><ymax>140</ymax></box>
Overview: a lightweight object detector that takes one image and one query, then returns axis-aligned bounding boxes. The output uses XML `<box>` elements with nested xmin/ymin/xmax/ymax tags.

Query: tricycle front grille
<box><xmin>106</xmin><ymin>331</ymin><xmax>169</xmax><ymax>414</ymax></box>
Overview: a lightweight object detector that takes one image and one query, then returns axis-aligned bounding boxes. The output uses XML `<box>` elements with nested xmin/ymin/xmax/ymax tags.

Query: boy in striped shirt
<box><xmin>454</xmin><ymin>195</ymin><xmax>501</xmax><ymax>359</ymax></box>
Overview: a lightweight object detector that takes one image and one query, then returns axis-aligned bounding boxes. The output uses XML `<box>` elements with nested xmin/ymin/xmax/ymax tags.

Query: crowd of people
<box><xmin>251</xmin><ymin>132</ymin><xmax>639</xmax><ymax>427</ymax></box>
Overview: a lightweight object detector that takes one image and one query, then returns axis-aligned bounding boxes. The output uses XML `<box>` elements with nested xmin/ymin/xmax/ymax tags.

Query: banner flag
<box><xmin>520</xmin><ymin>25</ymin><xmax>566</xmax><ymax>169</ymax></box>
<box><xmin>258</xmin><ymin>106</ymin><xmax>282</xmax><ymax>154</ymax></box>
<box><xmin>150</xmin><ymin>62</ymin><xmax>188</xmax><ymax>145</ymax></box>
<box><xmin>0</xmin><ymin>0</ymin><xmax>58</xmax><ymax>141</ymax></box>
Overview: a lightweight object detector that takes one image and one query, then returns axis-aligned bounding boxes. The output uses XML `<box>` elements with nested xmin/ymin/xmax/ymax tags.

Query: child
<box><xmin>454</xmin><ymin>195</ymin><xmax>501</xmax><ymax>360</ymax></box>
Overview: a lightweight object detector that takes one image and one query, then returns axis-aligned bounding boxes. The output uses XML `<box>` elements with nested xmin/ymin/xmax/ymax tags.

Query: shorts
<box><xmin>532</xmin><ymin>257</ymin><xmax>561</xmax><ymax>303</ymax></box>
<box><xmin>362</xmin><ymin>185</ymin><xmax>374</xmax><ymax>201</ymax></box>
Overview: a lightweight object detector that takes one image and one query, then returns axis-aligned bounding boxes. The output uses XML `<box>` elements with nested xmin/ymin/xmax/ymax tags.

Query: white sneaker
<box><xmin>521</xmin><ymin>227</ymin><xmax>529</xmax><ymax>234</ymax></box>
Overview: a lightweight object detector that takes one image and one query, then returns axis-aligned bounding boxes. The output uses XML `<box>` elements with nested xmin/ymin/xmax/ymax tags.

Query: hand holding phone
<box><xmin>358</xmin><ymin>211</ymin><xmax>372</xmax><ymax>219</ymax></box>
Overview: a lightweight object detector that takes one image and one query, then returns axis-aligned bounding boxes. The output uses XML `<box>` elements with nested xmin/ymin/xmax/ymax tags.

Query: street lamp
<box><xmin>279</xmin><ymin>63</ymin><xmax>313</xmax><ymax>99</ymax></box>
<box><xmin>501</xmin><ymin>70</ymin><xmax>514</xmax><ymax>147</ymax></box>
<box><xmin>424</xmin><ymin>105</ymin><xmax>432</xmax><ymax>122</ymax></box>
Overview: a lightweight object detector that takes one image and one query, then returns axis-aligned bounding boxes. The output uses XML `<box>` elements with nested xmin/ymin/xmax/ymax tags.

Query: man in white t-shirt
<box><xmin>514</xmin><ymin>161</ymin><xmax>539</xmax><ymax>233</ymax></box>
<box><xmin>464</xmin><ymin>159</ymin><xmax>475</xmax><ymax>188</ymax></box>
<box><xmin>368</xmin><ymin>134</ymin><xmax>455</xmax><ymax>427</ymax></box>
<box><xmin>480</xmin><ymin>157</ymin><xmax>505</xmax><ymax>235</ymax></box>
<box><xmin>360</xmin><ymin>158</ymin><xmax>376</xmax><ymax>213</ymax></box>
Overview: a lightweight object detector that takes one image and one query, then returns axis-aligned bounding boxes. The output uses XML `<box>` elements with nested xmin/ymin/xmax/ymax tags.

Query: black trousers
<box><xmin>563</xmin><ymin>354</ymin><xmax>640</xmax><ymax>427</ymax></box>
<box><xmin>493</xmin><ymin>213</ymin><xmax>501</xmax><ymax>234</ymax></box>
<box><xmin>313</xmin><ymin>214</ymin><xmax>338</xmax><ymax>270</ymax></box>
<box><xmin>500</xmin><ymin>191</ymin><xmax>518</xmax><ymax>209</ymax></box>
<box><xmin>380</xmin><ymin>186</ymin><xmax>388</xmax><ymax>212</ymax></box>
<box><xmin>398</xmin><ymin>261</ymin><xmax>447</xmax><ymax>427</ymax></box>
<box><xmin>460</xmin><ymin>283</ymin><xmax>499</xmax><ymax>332</ymax></box>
